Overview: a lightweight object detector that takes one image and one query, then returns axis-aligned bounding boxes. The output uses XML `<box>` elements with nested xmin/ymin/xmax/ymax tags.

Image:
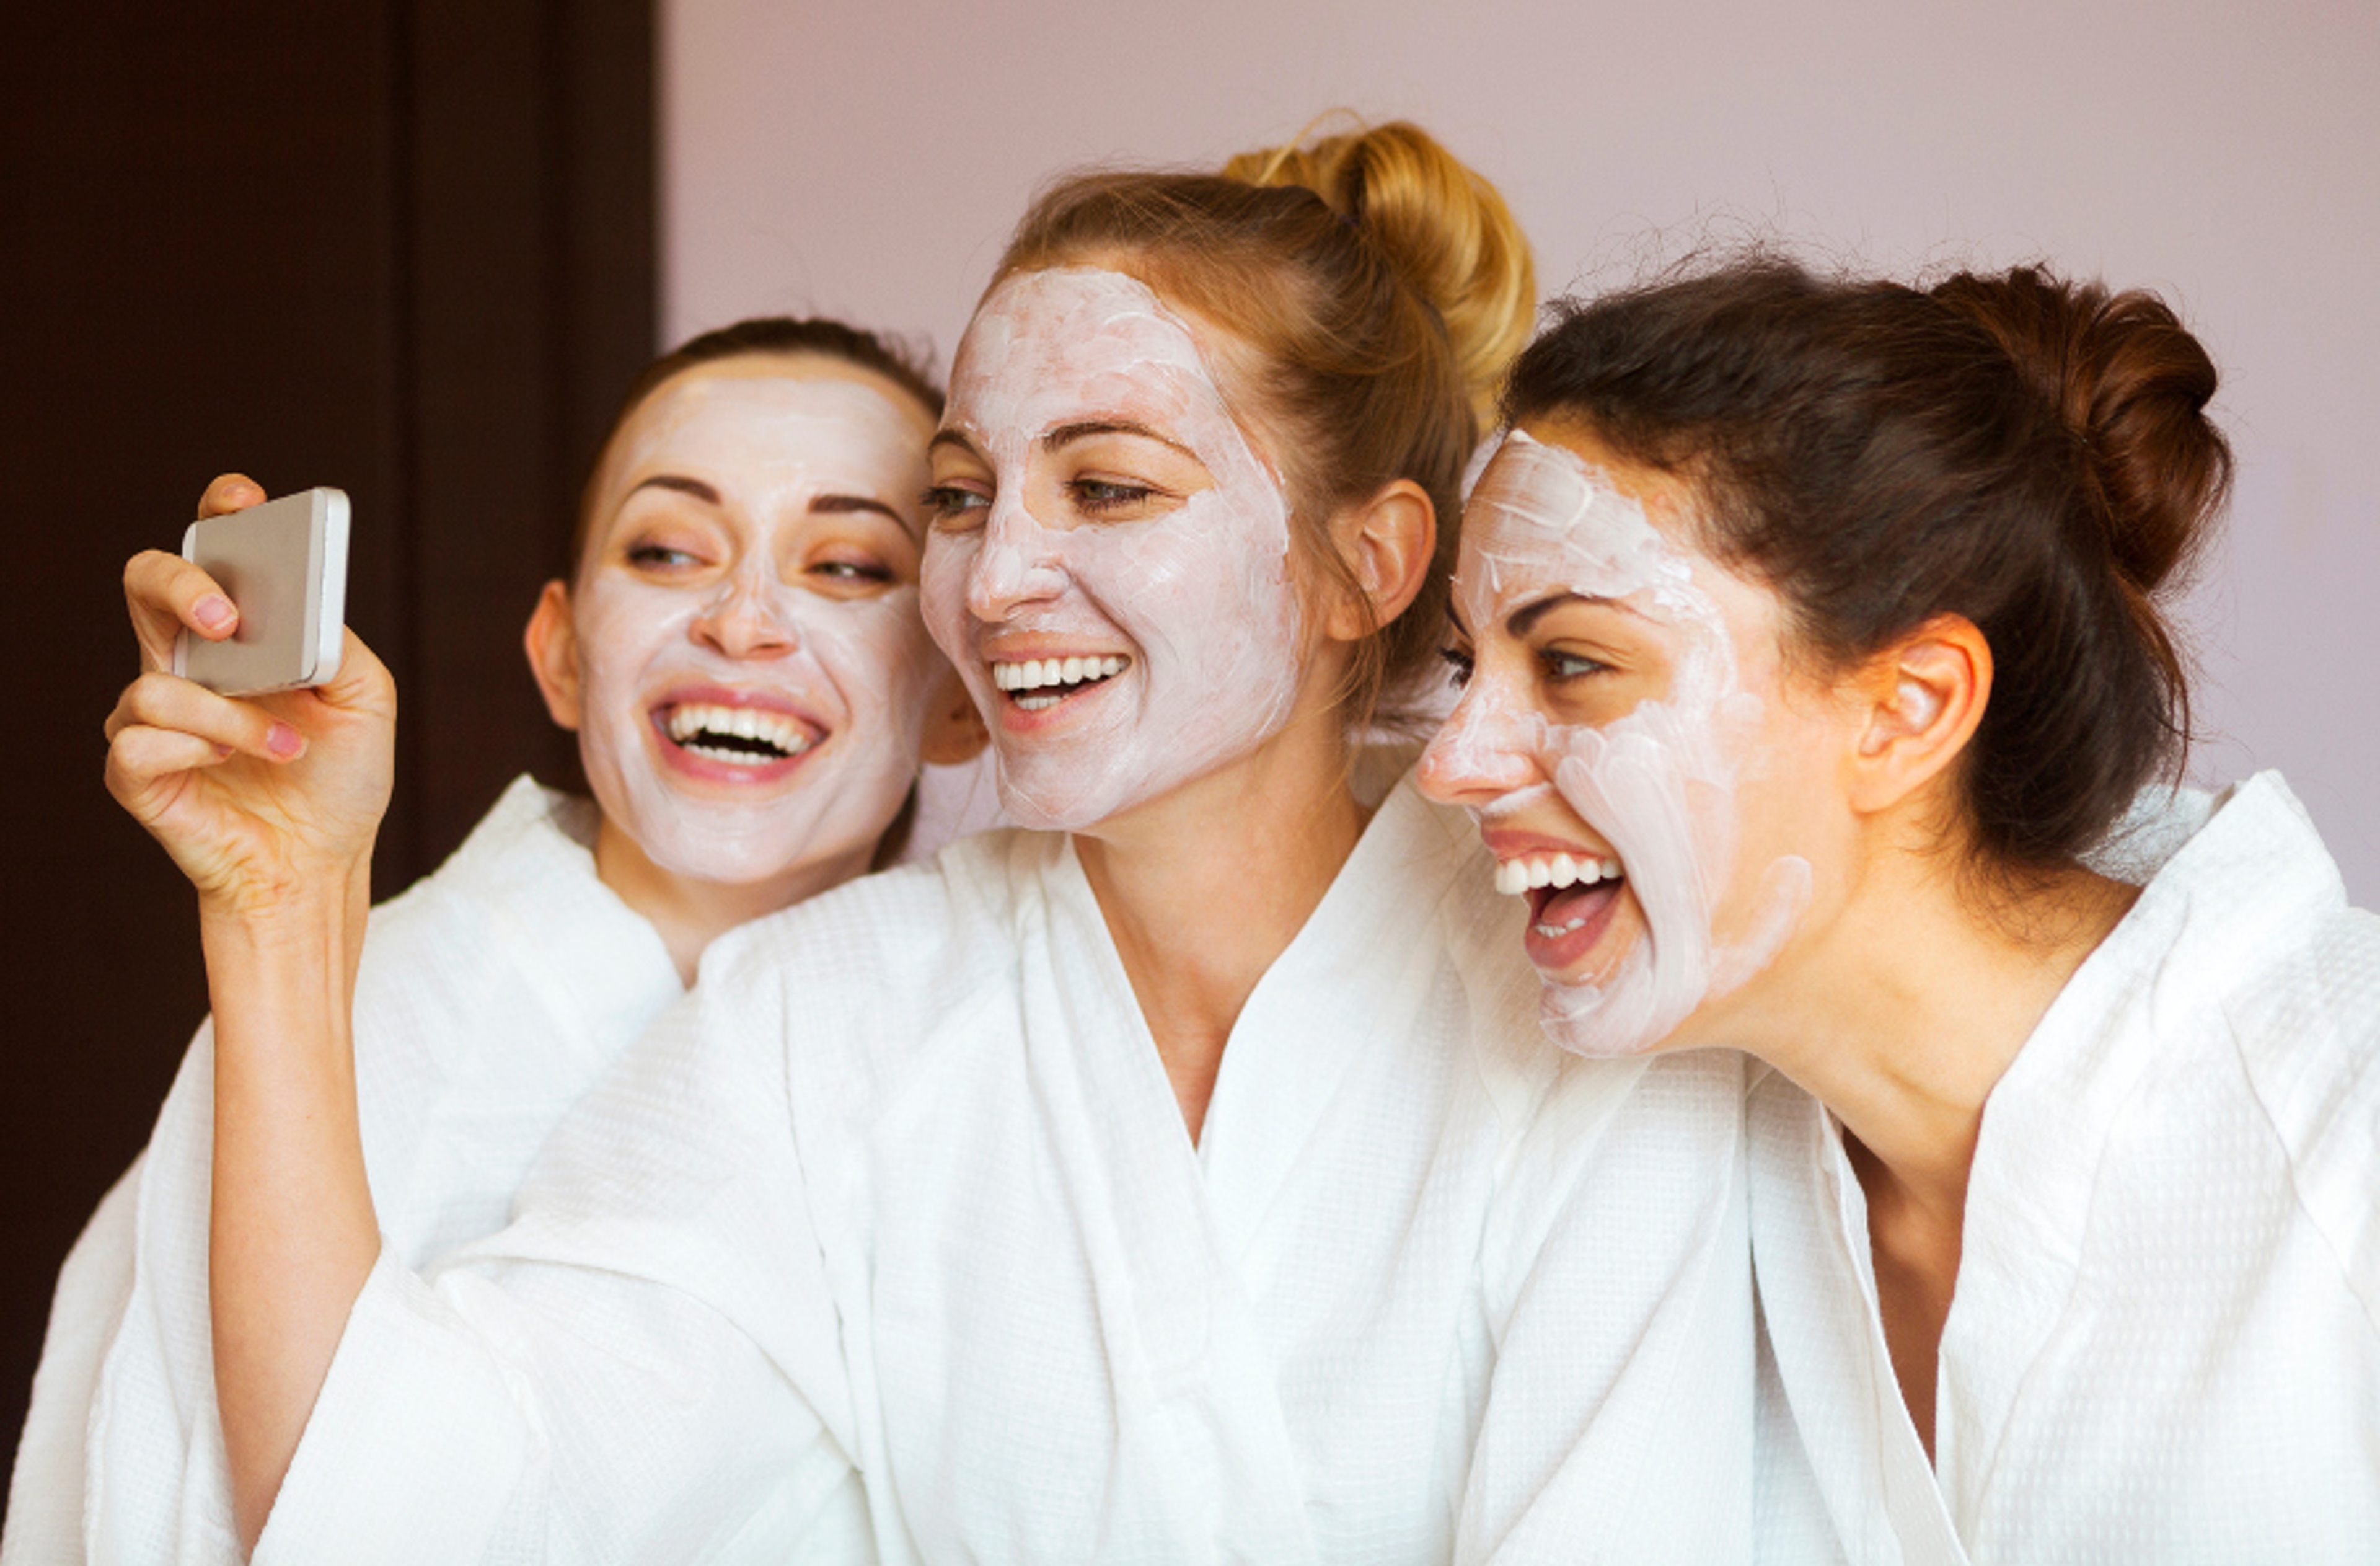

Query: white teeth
<box><xmin>992</xmin><ymin>655</ymin><xmax>1129</xmax><ymax>697</ymax></box>
<box><xmin>664</xmin><ymin>702</ymin><xmax>813</xmax><ymax>764</ymax></box>
<box><xmin>1494</xmin><ymin>849</ymin><xmax>1624</xmax><ymax>898</ymax></box>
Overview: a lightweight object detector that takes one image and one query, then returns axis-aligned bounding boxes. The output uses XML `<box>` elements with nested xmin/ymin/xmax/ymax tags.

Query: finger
<box><xmin>196</xmin><ymin>472</ymin><xmax>268</xmax><ymax>520</ymax></box>
<box><xmin>105</xmin><ymin>723</ymin><xmax>241</xmax><ymax>808</ymax></box>
<box><xmin>105</xmin><ymin>671</ymin><xmax>306</xmax><ymax>762</ymax></box>
<box><xmin>300</xmin><ymin>627</ymin><xmax>397</xmax><ymax>720</ymax></box>
<box><xmin>123</xmin><ymin>549</ymin><xmax>239</xmax><ymax>671</ymax></box>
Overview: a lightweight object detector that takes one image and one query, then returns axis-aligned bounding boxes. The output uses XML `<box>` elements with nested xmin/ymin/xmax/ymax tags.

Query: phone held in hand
<box><xmin>174</xmin><ymin>487</ymin><xmax>351</xmax><ymax>697</ymax></box>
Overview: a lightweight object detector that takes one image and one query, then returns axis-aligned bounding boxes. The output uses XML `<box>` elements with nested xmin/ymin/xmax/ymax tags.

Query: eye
<box><xmin>1541</xmin><ymin>648</ymin><xmax>1610</xmax><ymax>682</ymax></box>
<box><xmin>923</xmin><ymin>484</ymin><xmax>989</xmax><ymax>531</ymax></box>
<box><xmin>625</xmin><ymin>541</ymin><xmax>705</xmax><ymax>572</ymax></box>
<box><xmin>806</xmin><ymin>557</ymin><xmax>894</xmax><ymax>586</ymax></box>
<box><xmin>1067</xmin><ymin>477</ymin><xmax>1160</xmax><ymax>516</ymax></box>
<box><xmin>1438</xmin><ymin>645</ymin><xmax>1474</xmax><ymax>689</ymax></box>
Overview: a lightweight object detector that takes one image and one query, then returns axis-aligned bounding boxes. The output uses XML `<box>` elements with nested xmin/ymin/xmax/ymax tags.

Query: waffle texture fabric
<box><xmin>1748</xmin><ymin>772</ymin><xmax>2380</xmax><ymax>1564</ymax></box>
<box><xmin>1</xmin><ymin>778</ymin><xmax>683</xmax><ymax>1566</ymax></box>
<box><xmin>248</xmin><ymin>768</ymin><xmax>1763</xmax><ymax>1564</ymax></box>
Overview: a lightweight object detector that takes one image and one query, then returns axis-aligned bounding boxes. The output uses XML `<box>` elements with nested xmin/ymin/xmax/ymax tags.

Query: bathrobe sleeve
<box><xmin>247</xmin><ymin>896</ymin><xmax>911</xmax><ymax>1564</ymax></box>
<box><xmin>19</xmin><ymin>780</ymin><xmax>684</xmax><ymax>1566</ymax></box>
<box><xmin>1457</xmin><ymin>1048</ymin><xmax>1756</xmax><ymax>1564</ymax></box>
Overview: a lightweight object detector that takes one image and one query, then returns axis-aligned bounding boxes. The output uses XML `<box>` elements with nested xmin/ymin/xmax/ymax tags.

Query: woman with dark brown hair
<box><xmin>147</xmin><ymin>122</ymin><xmax>1761</xmax><ymax>1563</ymax></box>
<box><xmin>1421</xmin><ymin>259</ymin><xmax>2380</xmax><ymax>1560</ymax></box>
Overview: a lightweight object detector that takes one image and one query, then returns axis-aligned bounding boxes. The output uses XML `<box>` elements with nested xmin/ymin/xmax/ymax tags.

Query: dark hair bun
<box><xmin>1931</xmin><ymin>266</ymin><xmax>2232</xmax><ymax>601</ymax></box>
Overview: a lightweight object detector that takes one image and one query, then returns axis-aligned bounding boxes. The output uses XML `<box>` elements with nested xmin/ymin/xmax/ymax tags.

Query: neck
<box><xmin>1708</xmin><ymin>854</ymin><xmax>2138</xmax><ymax>1223</ymax></box>
<box><xmin>1073</xmin><ymin>707</ymin><xmax>1367</xmax><ymax>1144</ymax></box>
<box><xmin>593</xmin><ymin>815</ymin><xmax>873</xmax><ymax>984</ymax></box>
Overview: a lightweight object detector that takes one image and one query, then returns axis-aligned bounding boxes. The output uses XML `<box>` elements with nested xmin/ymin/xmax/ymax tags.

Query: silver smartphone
<box><xmin>173</xmin><ymin>487</ymin><xmax>350</xmax><ymax>697</ymax></box>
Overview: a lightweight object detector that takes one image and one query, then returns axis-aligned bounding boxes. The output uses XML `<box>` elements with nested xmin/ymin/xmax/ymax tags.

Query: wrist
<box><xmin>197</xmin><ymin>853</ymin><xmax>370</xmax><ymax>967</ymax></box>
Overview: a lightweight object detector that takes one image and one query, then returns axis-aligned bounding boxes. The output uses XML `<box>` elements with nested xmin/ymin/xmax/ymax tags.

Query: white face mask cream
<box><xmin>1419</xmin><ymin>429</ymin><xmax>1812</xmax><ymax>1056</ymax></box>
<box><xmin>920</xmin><ymin>267</ymin><xmax>1305</xmax><ymax>832</ymax></box>
<box><xmin>567</xmin><ymin>361</ymin><xmax>945</xmax><ymax>888</ymax></box>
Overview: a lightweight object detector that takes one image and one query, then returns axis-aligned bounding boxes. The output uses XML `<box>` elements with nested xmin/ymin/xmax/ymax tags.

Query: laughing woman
<box><xmin>11</xmin><ymin>319</ymin><xmax>979</xmax><ymax>1565</ymax></box>
<box><xmin>180</xmin><ymin>122</ymin><xmax>1758</xmax><ymax>1563</ymax></box>
<box><xmin>1421</xmin><ymin>260</ymin><xmax>2380</xmax><ymax>1562</ymax></box>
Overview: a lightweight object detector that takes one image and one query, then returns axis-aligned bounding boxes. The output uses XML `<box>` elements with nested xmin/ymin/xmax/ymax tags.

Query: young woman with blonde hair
<box><xmin>157</xmin><ymin>121</ymin><xmax>1760</xmax><ymax>1562</ymax></box>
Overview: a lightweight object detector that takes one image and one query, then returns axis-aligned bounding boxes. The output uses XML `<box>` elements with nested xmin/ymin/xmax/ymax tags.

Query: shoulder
<box><xmin>2220</xmin><ymin>900</ymin><xmax>2380</xmax><ymax>1313</ymax></box>
<box><xmin>2157</xmin><ymin>777</ymin><xmax>2380</xmax><ymax>1318</ymax></box>
<box><xmin>689</xmin><ymin>827</ymin><xmax>1060</xmax><ymax>1063</ymax></box>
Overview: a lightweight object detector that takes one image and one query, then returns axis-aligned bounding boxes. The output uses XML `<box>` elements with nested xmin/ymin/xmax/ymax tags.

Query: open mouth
<box><xmin>659</xmin><ymin>701</ymin><xmax>819</xmax><ymax>767</ymax></box>
<box><xmin>1494</xmin><ymin>849</ymin><xmax>1626</xmax><ymax>940</ymax></box>
<box><xmin>991</xmin><ymin>655</ymin><xmax>1130</xmax><ymax>712</ymax></box>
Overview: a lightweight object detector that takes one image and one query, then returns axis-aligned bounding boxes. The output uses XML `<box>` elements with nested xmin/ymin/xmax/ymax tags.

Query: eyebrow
<box><xmin>1041</xmin><ymin>420</ymin><xmax>1199</xmax><ymax>462</ymax></box>
<box><xmin>1507</xmin><ymin>591</ymin><xmax>1638</xmax><ymax>637</ymax></box>
<box><xmin>627</xmin><ymin>473</ymin><xmax>907</xmax><ymax>527</ymax></box>
<box><xmin>627</xmin><ymin>474</ymin><xmax>720</xmax><ymax>505</ymax></box>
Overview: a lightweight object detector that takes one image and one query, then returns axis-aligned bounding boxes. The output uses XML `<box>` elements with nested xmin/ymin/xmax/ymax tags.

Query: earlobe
<box><xmin>1323</xmin><ymin>480</ymin><xmax>1436</xmax><ymax>643</ymax></box>
<box><xmin>919</xmin><ymin>662</ymin><xmax>990</xmax><ymax>766</ymax></box>
<box><xmin>523</xmin><ymin>580</ymin><xmax>585</xmax><ymax>732</ymax></box>
<box><xmin>1846</xmin><ymin>616</ymin><xmax>1991</xmax><ymax>813</ymax></box>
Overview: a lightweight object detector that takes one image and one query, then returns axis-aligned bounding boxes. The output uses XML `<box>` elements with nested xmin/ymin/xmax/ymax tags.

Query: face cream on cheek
<box><xmin>923</xmin><ymin>267</ymin><xmax>1305</xmax><ymax>832</ymax></box>
<box><xmin>1442</xmin><ymin>430</ymin><xmax>1812</xmax><ymax>1057</ymax></box>
<box><xmin>571</xmin><ymin>567</ymin><xmax>943</xmax><ymax>886</ymax></box>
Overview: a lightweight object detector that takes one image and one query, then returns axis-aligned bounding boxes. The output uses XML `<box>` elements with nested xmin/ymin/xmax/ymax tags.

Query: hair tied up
<box><xmin>1929</xmin><ymin>265</ymin><xmax>2232</xmax><ymax>602</ymax></box>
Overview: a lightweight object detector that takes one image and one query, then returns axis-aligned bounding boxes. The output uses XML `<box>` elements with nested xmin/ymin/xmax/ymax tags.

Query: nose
<box><xmin>1418</xmin><ymin>680</ymin><xmax>1542</xmax><ymax>805</ymax></box>
<box><xmin>690</xmin><ymin>566</ymin><xmax>799</xmax><ymax>660</ymax></box>
<box><xmin>964</xmin><ymin>492</ymin><xmax>1069</xmax><ymax>622</ymax></box>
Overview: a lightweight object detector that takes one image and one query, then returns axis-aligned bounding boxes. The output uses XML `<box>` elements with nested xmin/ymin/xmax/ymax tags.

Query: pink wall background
<box><xmin>660</xmin><ymin>0</ymin><xmax>2379</xmax><ymax>903</ymax></box>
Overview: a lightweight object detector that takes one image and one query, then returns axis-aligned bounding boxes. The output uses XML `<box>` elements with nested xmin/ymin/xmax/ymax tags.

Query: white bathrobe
<box><xmin>248</xmin><ymin>768</ymin><xmax>1758</xmax><ymax>1565</ymax></box>
<box><xmin>0</xmin><ymin>778</ymin><xmax>684</xmax><ymax>1566</ymax></box>
<box><xmin>1750</xmin><ymin>772</ymin><xmax>2380</xmax><ymax>1565</ymax></box>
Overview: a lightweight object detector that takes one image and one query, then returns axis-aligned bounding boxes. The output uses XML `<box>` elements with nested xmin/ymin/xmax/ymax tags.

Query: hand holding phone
<box><xmin>174</xmin><ymin>487</ymin><xmax>350</xmax><ymax>696</ymax></box>
<box><xmin>105</xmin><ymin>476</ymin><xmax>393</xmax><ymax>925</ymax></box>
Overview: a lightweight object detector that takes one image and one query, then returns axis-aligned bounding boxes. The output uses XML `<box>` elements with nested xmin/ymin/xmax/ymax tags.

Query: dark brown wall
<box><xmin>0</xmin><ymin>0</ymin><xmax>653</xmax><ymax>1476</ymax></box>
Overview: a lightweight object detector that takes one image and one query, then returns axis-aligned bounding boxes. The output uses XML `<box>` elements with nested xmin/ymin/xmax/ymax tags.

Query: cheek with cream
<box><xmin>921</xmin><ymin>267</ymin><xmax>1304</xmax><ymax>832</ymax></box>
<box><xmin>1422</xmin><ymin>430</ymin><xmax>1813</xmax><ymax>1056</ymax></box>
<box><xmin>573</xmin><ymin>372</ymin><xmax>945</xmax><ymax>886</ymax></box>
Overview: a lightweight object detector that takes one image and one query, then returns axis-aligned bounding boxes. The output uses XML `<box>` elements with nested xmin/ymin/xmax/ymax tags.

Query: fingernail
<box><xmin>266</xmin><ymin>723</ymin><xmax>304</xmax><ymax>759</ymax></box>
<box><xmin>214</xmin><ymin>743</ymin><xmax>234</xmax><ymax>760</ymax></box>
<box><xmin>196</xmin><ymin>595</ymin><xmax>236</xmax><ymax>633</ymax></box>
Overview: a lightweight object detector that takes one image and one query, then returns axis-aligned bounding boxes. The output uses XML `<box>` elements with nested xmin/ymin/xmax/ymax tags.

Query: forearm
<box><xmin>202</xmin><ymin>859</ymin><xmax>379</xmax><ymax>1552</ymax></box>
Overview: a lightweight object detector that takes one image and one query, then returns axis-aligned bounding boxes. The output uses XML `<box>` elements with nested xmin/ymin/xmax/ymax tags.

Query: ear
<box><xmin>523</xmin><ymin>579</ymin><xmax>584</xmax><ymax>732</ymax></box>
<box><xmin>1844</xmin><ymin>614</ymin><xmax>1991</xmax><ymax>815</ymax></box>
<box><xmin>919</xmin><ymin>660</ymin><xmax>989</xmax><ymax>766</ymax></box>
<box><xmin>1321</xmin><ymin>479</ymin><xmax>1435</xmax><ymax>643</ymax></box>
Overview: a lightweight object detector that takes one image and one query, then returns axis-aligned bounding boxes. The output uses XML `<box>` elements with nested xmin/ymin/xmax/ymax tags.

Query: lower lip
<box><xmin>648</xmin><ymin>710</ymin><xmax>820</xmax><ymax>785</ymax></box>
<box><xmin>994</xmin><ymin>668</ymin><xmax>1125</xmax><ymax>733</ymax></box>
<box><xmin>1522</xmin><ymin>878</ymin><xmax>1626</xmax><ymax>974</ymax></box>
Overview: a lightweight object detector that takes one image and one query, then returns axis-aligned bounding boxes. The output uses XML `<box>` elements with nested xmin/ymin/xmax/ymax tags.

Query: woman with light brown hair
<box><xmin>161</xmin><ymin>120</ymin><xmax>1760</xmax><ymax>1562</ymax></box>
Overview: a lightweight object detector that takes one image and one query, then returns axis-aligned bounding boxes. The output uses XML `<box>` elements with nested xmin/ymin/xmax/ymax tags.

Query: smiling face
<box><xmin>543</xmin><ymin>353</ymin><xmax>947</xmax><ymax>894</ymax></box>
<box><xmin>918</xmin><ymin>266</ymin><xmax>1307</xmax><ymax>833</ymax></box>
<box><xmin>1418</xmin><ymin>425</ymin><xmax>1824</xmax><ymax>1057</ymax></box>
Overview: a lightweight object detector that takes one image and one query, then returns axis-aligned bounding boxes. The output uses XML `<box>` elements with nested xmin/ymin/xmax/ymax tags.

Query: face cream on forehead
<box><xmin>921</xmin><ymin>267</ymin><xmax>1307</xmax><ymax>833</ymax></box>
<box><xmin>1430</xmin><ymin>429</ymin><xmax>1810</xmax><ymax>1056</ymax></box>
<box><xmin>593</xmin><ymin>369</ymin><xmax>930</xmax><ymax>537</ymax></box>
